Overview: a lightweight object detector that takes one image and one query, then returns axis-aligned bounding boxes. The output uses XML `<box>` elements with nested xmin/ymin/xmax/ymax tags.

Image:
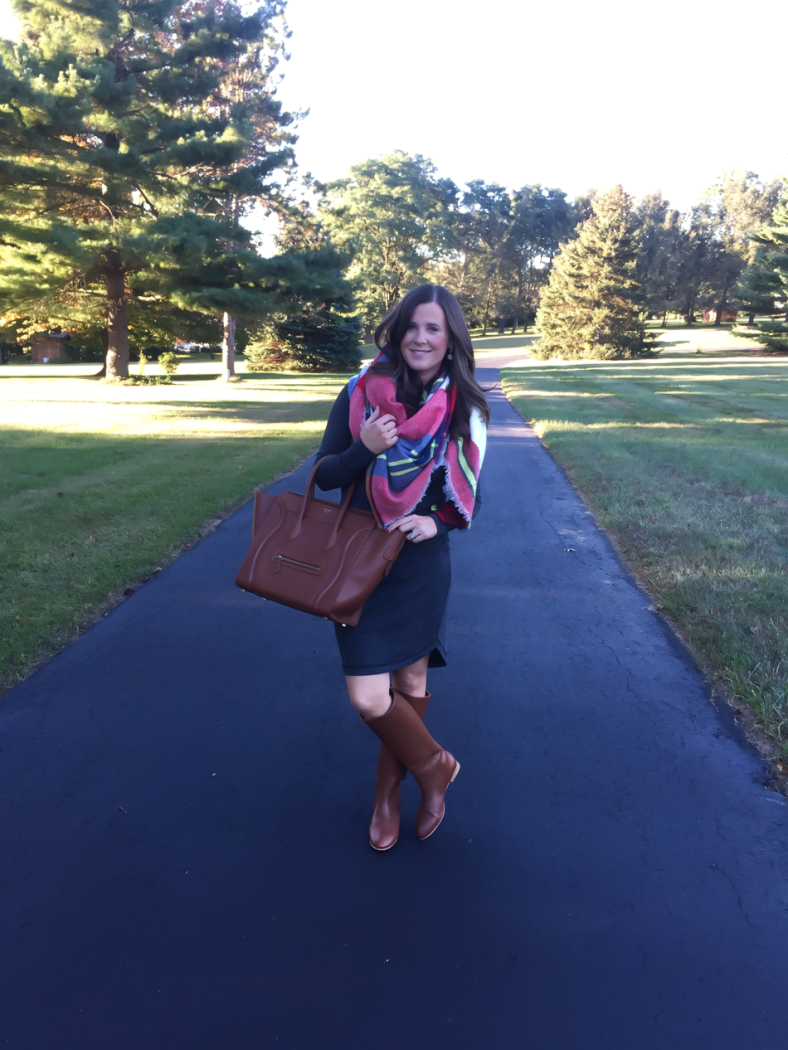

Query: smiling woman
<box><xmin>312</xmin><ymin>284</ymin><xmax>489</xmax><ymax>851</ymax></box>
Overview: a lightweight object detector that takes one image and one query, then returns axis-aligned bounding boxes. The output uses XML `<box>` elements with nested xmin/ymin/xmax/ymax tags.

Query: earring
<box><xmin>447</xmin><ymin>348</ymin><xmax>453</xmax><ymax>360</ymax></box>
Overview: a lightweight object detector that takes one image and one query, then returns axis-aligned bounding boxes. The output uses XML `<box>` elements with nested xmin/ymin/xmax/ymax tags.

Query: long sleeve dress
<box><xmin>315</xmin><ymin>383</ymin><xmax>482</xmax><ymax>676</ymax></box>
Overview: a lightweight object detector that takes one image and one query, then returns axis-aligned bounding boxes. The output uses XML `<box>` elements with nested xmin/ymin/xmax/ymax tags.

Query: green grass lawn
<box><xmin>0</xmin><ymin>368</ymin><xmax>347</xmax><ymax>694</ymax></box>
<box><xmin>501</xmin><ymin>354</ymin><xmax>788</xmax><ymax>753</ymax></box>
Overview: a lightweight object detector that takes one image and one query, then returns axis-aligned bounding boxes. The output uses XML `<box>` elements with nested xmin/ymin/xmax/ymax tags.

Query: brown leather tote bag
<box><xmin>235</xmin><ymin>457</ymin><xmax>405</xmax><ymax>627</ymax></box>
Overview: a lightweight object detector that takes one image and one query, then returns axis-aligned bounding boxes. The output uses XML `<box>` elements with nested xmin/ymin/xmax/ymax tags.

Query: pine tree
<box><xmin>736</xmin><ymin>184</ymin><xmax>788</xmax><ymax>351</ymax></box>
<box><xmin>246</xmin><ymin>294</ymin><xmax>362</xmax><ymax>373</ymax></box>
<box><xmin>0</xmin><ymin>0</ymin><xmax>345</xmax><ymax>378</ymax></box>
<box><xmin>733</xmin><ymin>247</ymin><xmax>782</xmax><ymax>327</ymax></box>
<box><xmin>534</xmin><ymin>185</ymin><xmax>651</xmax><ymax>360</ymax></box>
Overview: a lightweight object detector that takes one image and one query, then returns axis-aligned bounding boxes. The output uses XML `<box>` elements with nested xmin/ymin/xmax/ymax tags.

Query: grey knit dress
<box><xmin>314</xmin><ymin>384</ymin><xmax>481</xmax><ymax>676</ymax></box>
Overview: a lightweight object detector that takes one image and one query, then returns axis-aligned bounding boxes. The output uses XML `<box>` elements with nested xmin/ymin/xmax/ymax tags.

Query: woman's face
<box><xmin>400</xmin><ymin>302</ymin><xmax>451</xmax><ymax>384</ymax></box>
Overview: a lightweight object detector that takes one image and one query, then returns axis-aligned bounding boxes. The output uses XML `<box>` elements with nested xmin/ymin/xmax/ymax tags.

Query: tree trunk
<box><xmin>222</xmin><ymin>311</ymin><xmax>236</xmax><ymax>382</ymax></box>
<box><xmin>748</xmin><ymin>310</ymin><xmax>755</xmax><ymax>326</ymax></box>
<box><xmin>481</xmin><ymin>280</ymin><xmax>492</xmax><ymax>336</ymax></box>
<box><xmin>104</xmin><ymin>249</ymin><xmax>129</xmax><ymax>379</ymax></box>
<box><xmin>714</xmin><ymin>291</ymin><xmax>728</xmax><ymax>328</ymax></box>
<box><xmin>511</xmin><ymin>316</ymin><xmax>518</xmax><ymax>335</ymax></box>
<box><xmin>497</xmin><ymin>319</ymin><xmax>505</xmax><ymax>334</ymax></box>
<box><xmin>663</xmin><ymin>309</ymin><xmax>668</xmax><ymax>327</ymax></box>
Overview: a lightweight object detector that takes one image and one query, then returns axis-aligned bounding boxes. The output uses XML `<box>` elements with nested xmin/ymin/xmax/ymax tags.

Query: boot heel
<box><xmin>450</xmin><ymin>761</ymin><xmax>460</xmax><ymax>784</ymax></box>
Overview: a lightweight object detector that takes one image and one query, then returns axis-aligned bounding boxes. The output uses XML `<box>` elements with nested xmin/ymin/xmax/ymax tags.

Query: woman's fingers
<box><xmin>361</xmin><ymin>407</ymin><xmax>401</xmax><ymax>453</ymax></box>
<box><xmin>385</xmin><ymin>514</ymin><xmax>437</xmax><ymax>542</ymax></box>
<box><xmin>387</xmin><ymin>514</ymin><xmax>416</xmax><ymax>533</ymax></box>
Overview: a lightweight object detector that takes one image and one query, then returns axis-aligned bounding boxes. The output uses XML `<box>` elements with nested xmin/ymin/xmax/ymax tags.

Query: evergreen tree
<box><xmin>0</xmin><ymin>0</ymin><xmax>345</xmax><ymax>378</ymax></box>
<box><xmin>534</xmin><ymin>185</ymin><xmax>651</xmax><ymax>360</ymax></box>
<box><xmin>246</xmin><ymin>300</ymin><xmax>362</xmax><ymax>373</ymax></box>
<box><xmin>736</xmin><ymin>185</ymin><xmax>788</xmax><ymax>351</ymax></box>
<box><xmin>734</xmin><ymin>247</ymin><xmax>782</xmax><ymax>327</ymax></box>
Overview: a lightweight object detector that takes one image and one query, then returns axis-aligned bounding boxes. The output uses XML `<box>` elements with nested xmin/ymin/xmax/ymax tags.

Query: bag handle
<box><xmin>289</xmin><ymin>456</ymin><xmax>356</xmax><ymax>541</ymax></box>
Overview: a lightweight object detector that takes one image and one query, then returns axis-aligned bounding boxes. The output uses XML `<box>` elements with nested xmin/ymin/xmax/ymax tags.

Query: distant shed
<box><xmin>30</xmin><ymin>334</ymin><xmax>69</xmax><ymax>362</ymax></box>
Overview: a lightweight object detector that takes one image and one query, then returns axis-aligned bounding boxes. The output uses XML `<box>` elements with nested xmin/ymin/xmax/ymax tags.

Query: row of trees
<box><xmin>312</xmin><ymin>153</ymin><xmax>584</xmax><ymax>336</ymax></box>
<box><xmin>1</xmin><ymin>1</ymin><xmax>785</xmax><ymax>373</ymax></box>
<box><xmin>535</xmin><ymin>179</ymin><xmax>788</xmax><ymax>361</ymax></box>
<box><xmin>310</xmin><ymin>154</ymin><xmax>785</xmax><ymax>342</ymax></box>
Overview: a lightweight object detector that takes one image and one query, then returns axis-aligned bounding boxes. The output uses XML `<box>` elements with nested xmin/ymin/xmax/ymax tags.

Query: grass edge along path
<box><xmin>501</xmin><ymin>357</ymin><xmax>788</xmax><ymax>770</ymax></box>
<box><xmin>0</xmin><ymin>371</ymin><xmax>348</xmax><ymax>697</ymax></box>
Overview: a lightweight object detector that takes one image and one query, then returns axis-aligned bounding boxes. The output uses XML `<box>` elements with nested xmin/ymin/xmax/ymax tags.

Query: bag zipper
<box><xmin>275</xmin><ymin>553</ymin><xmax>320</xmax><ymax>572</ymax></box>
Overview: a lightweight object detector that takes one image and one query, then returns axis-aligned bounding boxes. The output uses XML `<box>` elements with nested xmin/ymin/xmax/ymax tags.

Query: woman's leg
<box><xmin>347</xmin><ymin>657</ymin><xmax>431</xmax><ymax>851</ymax></box>
<box><xmin>344</xmin><ymin>653</ymin><xmax>431</xmax><ymax>716</ymax></box>
<box><xmin>391</xmin><ymin>653</ymin><xmax>430</xmax><ymax>698</ymax></box>
<box><xmin>363</xmin><ymin>691</ymin><xmax>459</xmax><ymax>841</ymax></box>
<box><xmin>345</xmin><ymin>672</ymin><xmax>392</xmax><ymax>719</ymax></box>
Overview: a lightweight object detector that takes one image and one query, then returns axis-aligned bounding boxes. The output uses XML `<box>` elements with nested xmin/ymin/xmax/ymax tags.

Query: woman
<box><xmin>315</xmin><ymin>284</ymin><xmax>489</xmax><ymax>850</ymax></box>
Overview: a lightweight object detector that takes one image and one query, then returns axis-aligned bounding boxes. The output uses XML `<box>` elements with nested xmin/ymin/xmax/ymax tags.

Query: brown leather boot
<box><xmin>365</xmin><ymin>689</ymin><xmax>459</xmax><ymax>841</ymax></box>
<box><xmin>368</xmin><ymin>691</ymin><xmax>430</xmax><ymax>851</ymax></box>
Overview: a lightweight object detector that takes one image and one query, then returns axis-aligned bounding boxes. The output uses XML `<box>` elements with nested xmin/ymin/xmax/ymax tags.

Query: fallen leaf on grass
<box><xmin>42</xmin><ymin>566</ymin><xmax>50</xmax><ymax>573</ymax></box>
<box><xmin>86</xmin><ymin>536</ymin><xmax>95</xmax><ymax>543</ymax></box>
<box><xmin>750</xmin><ymin>626</ymin><xmax>760</xmax><ymax>633</ymax></box>
<box><xmin>777</xmin><ymin>762</ymin><xmax>788</xmax><ymax>775</ymax></box>
<box><xmin>56</xmin><ymin>492</ymin><xmax>64</xmax><ymax>498</ymax></box>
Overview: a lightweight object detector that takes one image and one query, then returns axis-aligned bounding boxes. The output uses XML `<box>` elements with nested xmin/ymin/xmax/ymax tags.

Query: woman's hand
<box><xmin>360</xmin><ymin>406</ymin><xmax>399</xmax><ymax>454</ymax></box>
<box><xmin>386</xmin><ymin>513</ymin><xmax>438</xmax><ymax>544</ymax></box>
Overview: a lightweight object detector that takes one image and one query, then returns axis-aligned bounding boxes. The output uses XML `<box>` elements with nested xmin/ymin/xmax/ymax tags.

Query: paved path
<box><xmin>2</xmin><ymin>365</ymin><xmax>788</xmax><ymax>1049</ymax></box>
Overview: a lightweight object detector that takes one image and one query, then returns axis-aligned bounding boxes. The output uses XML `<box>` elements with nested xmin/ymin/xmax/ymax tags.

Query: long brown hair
<box><xmin>371</xmin><ymin>284</ymin><xmax>490</xmax><ymax>441</ymax></box>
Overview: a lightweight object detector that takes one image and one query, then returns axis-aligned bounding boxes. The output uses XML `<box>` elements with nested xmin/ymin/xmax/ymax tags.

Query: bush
<box><xmin>121</xmin><ymin>374</ymin><xmax>171</xmax><ymax>386</ymax></box>
<box><xmin>245</xmin><ymin>338</ymin><xmax>291</xmax><ymax>372</ymax></box>
<box><xmin>158</xmin><ymin>351</ymin><xmax>180</xmax><ymax>375</ymax></box>
<box><xmin>0</xmin><ymin>341</ymin><xmax>25</xmax><ymax>363</ymax></box>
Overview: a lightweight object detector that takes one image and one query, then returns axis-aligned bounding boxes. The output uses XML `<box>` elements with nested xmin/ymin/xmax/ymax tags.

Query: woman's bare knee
<box><xmin>346</xmin><ymin>673</ymin><xmax>391</xmax><ymax>720</ymax></box>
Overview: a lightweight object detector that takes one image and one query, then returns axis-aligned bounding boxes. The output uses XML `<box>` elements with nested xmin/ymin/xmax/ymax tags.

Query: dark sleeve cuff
<box><xmin>428</xmin><ymin>512</ymin><xmax>450</xmax><ymax>536</ymax></box>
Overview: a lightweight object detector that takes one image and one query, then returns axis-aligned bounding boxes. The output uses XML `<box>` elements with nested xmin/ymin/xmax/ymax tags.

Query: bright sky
<box><xmin>277</xmin><ymin>0</ymin><xmax>788</xmax><ymax>210</ymax></box>
<box><xmin>1</xmin><ymin>0</ymin><xmax>785</xmax><ymax>212</ymax></box>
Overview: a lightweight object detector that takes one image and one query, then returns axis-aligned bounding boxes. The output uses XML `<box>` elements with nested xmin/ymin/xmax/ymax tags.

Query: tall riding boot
<box><xmin>368</xmin><ymin>691</ymin><xmax>430</xmax><ymax>851</ymax></box>
<box><xmin>365</xmin><ymin>689</ymin><xmax>459</xmax><ymax>841</ymax></box>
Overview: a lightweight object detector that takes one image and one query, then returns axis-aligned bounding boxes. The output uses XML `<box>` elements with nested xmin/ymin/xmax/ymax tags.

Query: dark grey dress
<box><xmin>314</xmin><ymin>384</ymin><xmax>481</xmax><ymax>676</ymax></box>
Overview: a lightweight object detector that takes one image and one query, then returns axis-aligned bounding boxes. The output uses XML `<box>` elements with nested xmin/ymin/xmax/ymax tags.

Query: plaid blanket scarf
<box><xmin>347</xmin><ymin>361</ymin><xmax>486</xmax><ymax>529</ymax></box>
